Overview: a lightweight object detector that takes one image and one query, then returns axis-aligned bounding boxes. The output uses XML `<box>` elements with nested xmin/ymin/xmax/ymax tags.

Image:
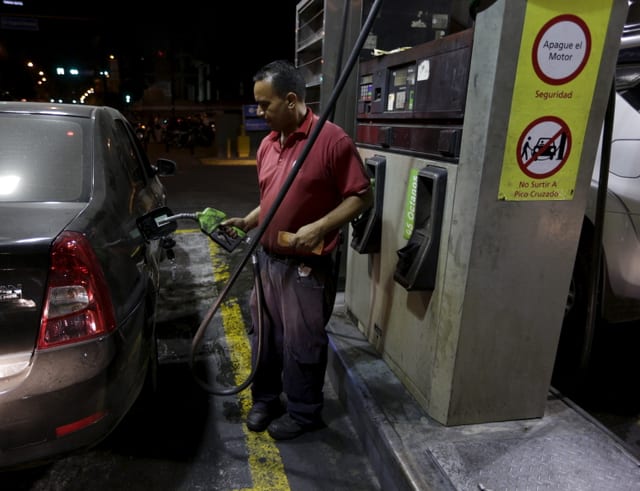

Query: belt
<box><xmin>260</xmin><ymin>247</ymin><xmax>330</xmax><ymax>266</ymax></box>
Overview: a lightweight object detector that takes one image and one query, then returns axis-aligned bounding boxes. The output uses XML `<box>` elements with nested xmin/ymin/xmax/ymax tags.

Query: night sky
<box><xmin>0</xmin><ymin>0</ymin><xmax>300</xmax><ymax>100</ymax></box>
<box><xmin>103</xmin><ymin>1</ymin><xmax>299</xmax><ymax>67</ymax></box>
<box><xmin>2</xmin><ymin>1</ymin><xmax>298</xmax><ymax>59</ymax></box>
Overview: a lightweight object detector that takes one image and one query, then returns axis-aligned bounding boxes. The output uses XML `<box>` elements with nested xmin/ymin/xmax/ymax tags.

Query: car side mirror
<box><xmin>153</xmin><ymin>158</ymin><xmax>177</xmax><ymax>177</ymax></box>
<box><xmin>137</xmin><ymin>206</ymin><xmax>178</xmax><ymax>240</ymax></box>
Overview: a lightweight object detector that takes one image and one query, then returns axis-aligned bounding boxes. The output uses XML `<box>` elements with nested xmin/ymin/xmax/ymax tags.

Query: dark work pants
<box><xmin>249</xmin><ymin>248</ymin><xmax>335</xmax><ymax>426</ymax></box>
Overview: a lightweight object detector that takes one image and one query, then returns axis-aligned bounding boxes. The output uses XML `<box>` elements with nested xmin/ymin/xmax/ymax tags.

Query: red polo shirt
<box><xmin>256</xmin><ymin>109</ymin><xmax>371</xmax><ymax>255</ymax></box>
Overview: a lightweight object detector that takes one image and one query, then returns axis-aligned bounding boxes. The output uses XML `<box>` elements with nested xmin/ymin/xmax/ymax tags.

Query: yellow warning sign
<box><xmin>498</xmin><ymin>0</ymin><xmax>614</xmax><ymax>201</ymax></box>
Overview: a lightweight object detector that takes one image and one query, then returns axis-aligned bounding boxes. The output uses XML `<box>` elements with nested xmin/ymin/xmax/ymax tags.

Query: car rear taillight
<box><xmin>38</xmin><ymin>231</ymin><xmax>116</xmax><ymax>349</ymax></box>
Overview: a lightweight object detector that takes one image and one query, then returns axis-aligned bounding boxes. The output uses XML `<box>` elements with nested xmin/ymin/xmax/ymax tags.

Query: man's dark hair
<box><xmin>253</xmin><ymin>60</ymin><xmax>306</xmax><ymax>101</ymax></box>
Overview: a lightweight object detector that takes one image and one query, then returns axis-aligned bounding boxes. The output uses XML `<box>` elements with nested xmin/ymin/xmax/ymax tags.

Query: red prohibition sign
<box><xmin>517</xmin><ymin>116</ymin><xmax>571</xmax><ymax>179</ymax></box>
<box><xmin>532</xmin><ymin>14</ymin><xmax>591</xmax><ymax>85</ymax></box>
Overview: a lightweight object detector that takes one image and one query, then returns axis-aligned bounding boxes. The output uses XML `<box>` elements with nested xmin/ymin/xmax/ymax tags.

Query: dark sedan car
<box><xmin>0</xmin><ymin>102</ymin><xmax>176</xmax><ymax>469</ymax></box>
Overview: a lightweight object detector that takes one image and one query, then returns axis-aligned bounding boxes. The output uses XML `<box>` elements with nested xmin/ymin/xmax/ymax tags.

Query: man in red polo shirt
<box><xmin>223</xmin><ymin>60</ymin><xmax>373</xmax><ymax>440</ymax></box>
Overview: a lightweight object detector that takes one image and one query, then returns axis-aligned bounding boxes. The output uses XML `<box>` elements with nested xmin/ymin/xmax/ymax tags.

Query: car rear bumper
<box><xmin>0</xmin><ymin>329</ymin><xmax>148</xmax><ymax>470</ymax></box>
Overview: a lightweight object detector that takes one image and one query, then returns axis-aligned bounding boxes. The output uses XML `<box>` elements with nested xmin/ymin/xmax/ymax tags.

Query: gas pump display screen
<box><xmin>388</xmin><ymin>64</ymin><xmax>416</xmax><ymax>112</ymax></box>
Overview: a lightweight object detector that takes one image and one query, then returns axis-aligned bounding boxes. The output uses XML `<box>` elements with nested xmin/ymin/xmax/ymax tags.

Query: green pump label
<box><xmin>402</xmin><ymin>168</ymin><xmax>419</xmax><ymax>239</ymax></box>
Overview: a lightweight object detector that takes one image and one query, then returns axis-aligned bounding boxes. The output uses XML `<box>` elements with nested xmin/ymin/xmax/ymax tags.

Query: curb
<box><xmin>326</xmin><ymin>301</ymin><xmax>455</xmax><ymax>491</ymax></box>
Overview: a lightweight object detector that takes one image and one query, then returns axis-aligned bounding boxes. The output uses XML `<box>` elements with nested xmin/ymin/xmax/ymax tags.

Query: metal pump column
<box><xmin>345</xmin><ymin>0</ymin><xmax>629</xmax><ymax>425</ymax></box>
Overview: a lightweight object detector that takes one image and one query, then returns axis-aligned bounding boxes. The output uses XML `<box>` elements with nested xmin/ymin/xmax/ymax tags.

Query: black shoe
<box><xmin>267</xmin><ymin>413</ymin><xmax>324</xmax><ymax>441</ymax></box>
<box><xmin>246</xmin><ymin>404</ymin><xmax>283</xmax><ymax>432</ymax></box>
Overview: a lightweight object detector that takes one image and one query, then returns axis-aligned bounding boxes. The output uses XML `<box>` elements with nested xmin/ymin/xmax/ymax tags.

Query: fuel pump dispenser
<box><xmin>345</xmin><ymin>0</ymin><xmax>629</xmax><ymax>425</ymax></box>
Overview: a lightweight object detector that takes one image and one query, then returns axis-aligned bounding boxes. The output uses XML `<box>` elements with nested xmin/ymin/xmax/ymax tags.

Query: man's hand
<box><xmin>221</xmin><ymin>206</ymin><xmax>260</xmax><ymax>238</ymax></box>
<box><xmin>292</xmin><ymin>223</ymin><xmax>326</xmax><ymax>254</ymax></box>
<box><xmin>221</xmin><ymin>217</ymin><xmax>246</xmax><ymax>239</ymax></box>
<box><xmin>278</xmin><ymin>230</ymin><xmax>324</xmax><ymax>254</ymax></box>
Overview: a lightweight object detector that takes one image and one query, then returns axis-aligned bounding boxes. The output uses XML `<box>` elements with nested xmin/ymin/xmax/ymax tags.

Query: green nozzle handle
<box><xmin>196</xmin><ymin>207</ymin><xmax>245</xmax><ymax>237</ymax></box>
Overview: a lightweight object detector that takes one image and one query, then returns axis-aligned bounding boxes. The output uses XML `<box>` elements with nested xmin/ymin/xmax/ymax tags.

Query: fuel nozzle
<box><xmin>195</xmin><ymin>207</ymin><xmax>246</xmax><ymax>252</ymax></box>
<box><xmin>141</xmin><ymin>206</ymin><xmax>246</xmax><ymax>252</ymax></box>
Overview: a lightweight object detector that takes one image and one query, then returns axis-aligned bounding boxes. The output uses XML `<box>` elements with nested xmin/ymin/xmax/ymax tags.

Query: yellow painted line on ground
<box><xmin>201</xmin><ymin>157</ymin><xmax>256</xmax><ymax>166</ymax></box>
<box><xmin>207</xmin><ymin>239</ymin><xmax>291</xmax><ymax>491</ymax></box>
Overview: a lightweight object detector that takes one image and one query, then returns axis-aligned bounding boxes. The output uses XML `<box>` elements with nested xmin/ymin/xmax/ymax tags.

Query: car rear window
<box><xmin>0</xmin><ymin>115</ymin><xmax>86</xmax><ymax>202</ymax></box>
